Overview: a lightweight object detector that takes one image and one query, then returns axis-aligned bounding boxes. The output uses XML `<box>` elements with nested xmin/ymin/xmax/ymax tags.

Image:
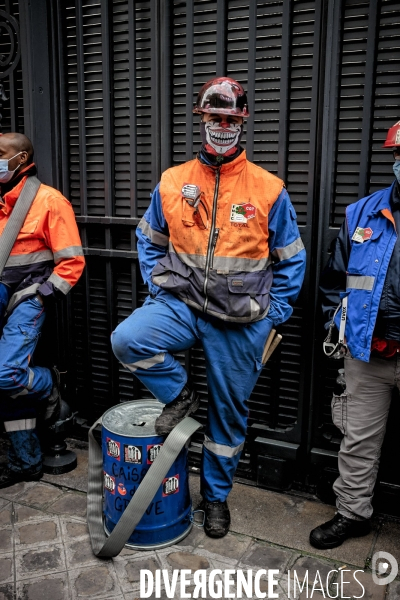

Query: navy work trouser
<box><xmin>0</xmin><ymin>283</ymin><xmax>52</xmax><ymax>472</ymax></box>
<box><xmin>112</xmin><ymin>290</ymin><xmax>273</xmax><ymax>502</ymax></box>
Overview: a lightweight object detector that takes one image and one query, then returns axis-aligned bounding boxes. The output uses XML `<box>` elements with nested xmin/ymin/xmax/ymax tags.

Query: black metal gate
<box><xmin>2</xmin><ymin>0</ymin><xmax>400</xmax><ymax>507</ymax></box>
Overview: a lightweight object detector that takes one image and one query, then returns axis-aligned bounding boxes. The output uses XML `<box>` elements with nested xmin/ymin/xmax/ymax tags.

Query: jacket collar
<box><xmin>198</xmin><ymin>149</ymin><xmax>247</xmax><ymax>176</ymax></box>
<box><xmin>368</xmin><ymin>181</ymin><xmax>397</xmax><ymax>217</ymax></box>
<box><xmin>0</xmin><ymin>163</ymin><xmax>37</xmax><ymax>215</ymax></box>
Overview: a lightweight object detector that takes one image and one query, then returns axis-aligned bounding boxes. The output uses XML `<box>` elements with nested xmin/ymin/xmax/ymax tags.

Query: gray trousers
<box><xmin>332</xmin><ymin>354</ymin><xmax>400</xmax><ymax>520</ymax></box>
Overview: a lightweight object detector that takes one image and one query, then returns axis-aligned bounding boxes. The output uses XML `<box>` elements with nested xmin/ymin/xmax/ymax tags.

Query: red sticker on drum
<box><xmin>147</xmin><ymin>444</ymin><xmax>163</xmax><ymax>464</ymax></box>
<box><xmin>162</xmin><ymin>474</ymin><xmax>179</xmax><ymax>497</ymax></box>
<box><xmin>104</xmin><ymin>471</ymin><xmax>116</xmax><ymax>494</ymax></box>
<box><xmin>117</xmin><ymin>483</ymin><xmax>127</xmax><ymax>496</ymax></box>
<box><xmin>106</xmin><ymin>438</ymin><xmax>120</xmax><ymax>461</ymax></box>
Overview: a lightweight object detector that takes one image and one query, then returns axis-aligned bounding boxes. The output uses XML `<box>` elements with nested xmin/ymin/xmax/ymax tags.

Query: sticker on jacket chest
<box><xmin>230</xmin><ymin>202</ymin><xmax>256</xmax><ymax>225</ymax></box>
<box><xmin>352</xmin><ymin>226</ymin><xmax>373</xmax><ymax>243</ymax></box>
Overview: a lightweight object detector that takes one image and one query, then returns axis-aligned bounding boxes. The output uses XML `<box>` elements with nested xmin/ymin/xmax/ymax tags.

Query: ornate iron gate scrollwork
<box><xmin>0</xmin><ymin>5</ymin><xmax>23</xmax><ymax>132</ymax></box>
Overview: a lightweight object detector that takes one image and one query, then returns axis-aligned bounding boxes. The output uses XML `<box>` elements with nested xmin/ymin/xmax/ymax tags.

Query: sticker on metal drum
<box><xmin>117</xmin><ymin>482</ymin><xmax>127</xmax><ymax>496</ymax></box>
<box><xmin>162</xmin><ymin>474</ymin><xmax>180</xmax><ymax>496</ymax></box>
<box><xmin>106</xmin><ymin>437</ymin><xmax>120</xmax><ymax>460</ymax></box>
<box><xmin>147</xmin><ymin>443</ymin><xmax>163</xmax><ymax>464</ymax></box>
<box><xmin>104</xmin><ymin>471</ymin><xmax>116</xmax><ymax>494</ymax></box>
<box><xmin>124</xmin><ymin>444</ymin><xmax>142</xmax><ymax>464</ymax></box>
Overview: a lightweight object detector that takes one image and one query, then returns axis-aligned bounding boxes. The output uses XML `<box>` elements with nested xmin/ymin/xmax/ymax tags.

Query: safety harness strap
<box><xmin>0</xmin><ymin>176</ymin><xmax>41</xmax><ymax>277</ymax></box>
<box><xmin>87</xmin><ymin>415</ymin><xmax>201</xmax><ymax>558</ymax></box>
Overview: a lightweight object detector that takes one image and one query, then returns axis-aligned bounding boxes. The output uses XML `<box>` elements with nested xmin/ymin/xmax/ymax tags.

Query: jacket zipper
<box><xmin>203</xmin><ymin>167</ymin><xmax>221</xmax><ymax>313</ymax></box>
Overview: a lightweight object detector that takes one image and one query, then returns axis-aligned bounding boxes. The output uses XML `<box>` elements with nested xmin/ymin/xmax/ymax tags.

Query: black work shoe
<box><xmin>154</xmin><ymin>384</ymin><xmax>199</xmax><ymax>436</ymax></box>
<box><xmin>309</xmin><ymin>513</ymin><xmax>371</xmax><ymax>549</ymax></box>
<box><xmin>0</xmin><ymin>466</ymin><xmax>43</xmax><ymax>489</ymax></box>
<box><xmin>44</xmin><ymin>367</ymin><xmax>61</xmax><ymax>424</ymax></box>
<box><xmin>201</xmin><ymin>499</ymin><xmax>231</xmax><ymax>538</ymax></box>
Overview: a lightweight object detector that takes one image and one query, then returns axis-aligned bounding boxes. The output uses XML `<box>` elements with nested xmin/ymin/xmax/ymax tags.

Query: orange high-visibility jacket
<box><xmin>137</xmin><ymin>151</ymin><xmax>306</xmax><ymax>324</ymax></box>
<box><xmin>0</xmin><ymin>171</ymin><xmax>85</xmax><ymax>312</ymax></box>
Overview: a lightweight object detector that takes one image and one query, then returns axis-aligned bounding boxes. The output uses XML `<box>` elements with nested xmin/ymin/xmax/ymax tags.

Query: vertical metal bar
<box><xmin>277</xmin><ymin>0</ymin><xmax>292</xmax><ymax>180</ymax></box>
<box><xmin>307</xmin><ymin>0</ymin><xmax>342</xmax><ymax>455</ymax></box>
<box><xmin>151</xmin><ymin>0</ymin><xmax>161</xmax><ymax>186</ymax></box>
<box><xmin>185</xmin><ymin>0</ymin><xmax>194</xmax><ymax>161</ymax></box>
<box><xmin>216</xmin><ymin>0</ymin><xmax>227</xmax><ymax>76</ymax></box>
<box><xmin>101</xmin><ymin>0</ymin><xmax>114</xmax><ymax>218</ymax></box>
<box><xmin>76</xmin><ymin>0</ymin><xmax>88</xmax><ymax>221</ymax></box>
<box><xmin>101</xmin><ymin>0</ymin><xmax>117</xmax><ymax>403</ymax></box>
<box><xmin>128</xmin><ymin>1</ymin><xmax>137</xmax><ymax>219</ymax></box>
<box><xmin>246</xmin><ymin>1</ymin><xmax>257</xmax><ymax>162</ymax></box>
<box><xmin>358</xmin><ymin>0</ymin><xmax>380</xmax><ymax>199</ymax></box>
<box><xmin>4</xmin><ymin>0</ymin><xmax>16</xmax><ymax>131</ymax></box>
<box><xmin>75</xmin><ymin>0</ymin><xmax>92</xmax><ymax>410</ymax></box>
<box><xmin>55</xmin><ymin>0</ymin><xmax>70</xmax><ymax>197</ymax></box>
<box><xmin>160</xmin><ymin>0</ymin><xmax>172</xmax><ymax>173</ymax></box>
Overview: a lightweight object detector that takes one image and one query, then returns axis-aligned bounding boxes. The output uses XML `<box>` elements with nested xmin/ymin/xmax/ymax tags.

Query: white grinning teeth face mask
<box><xmin>203</xmin><ymin>120</ymin><xmax>243</xmax><ymax>155</ymax></box>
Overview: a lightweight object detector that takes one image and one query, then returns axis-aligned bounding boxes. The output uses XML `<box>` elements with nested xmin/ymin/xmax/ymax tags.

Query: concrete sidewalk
<box><xmin>0</xmin><ymin>440</ymin><xmax>398</xmax><ymax>599</ymax></box>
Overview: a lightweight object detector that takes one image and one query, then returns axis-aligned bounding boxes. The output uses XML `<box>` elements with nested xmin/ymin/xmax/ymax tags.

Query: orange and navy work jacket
<box><xmin>0</xmin><ymin>167</ymin><xmax>85</xmax><ymax>313</ymax></box>
<box><xmin>137</xmin><ymin>150</ymin><xmax>306</xmax><ymax>324</ymax></box>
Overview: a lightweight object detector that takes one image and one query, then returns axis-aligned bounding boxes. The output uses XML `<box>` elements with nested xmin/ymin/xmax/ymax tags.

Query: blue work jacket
<box><xmin>333</xmin><ymin>182</ymin><xmax>397</xmax><ymax>362</ymax></box>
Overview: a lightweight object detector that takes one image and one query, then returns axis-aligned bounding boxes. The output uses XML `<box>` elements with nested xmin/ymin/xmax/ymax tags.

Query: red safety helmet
<box><xmin>193</xmin><ymin>77</ymin><xmax>249</xmax><ymax>118</ymax></box>
<box><xmin>382</xmin><ymin>121</ymin><xmax>400</xmax><ymax>148</ymax></box>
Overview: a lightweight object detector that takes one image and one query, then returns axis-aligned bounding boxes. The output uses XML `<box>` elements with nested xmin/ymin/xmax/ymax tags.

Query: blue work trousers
<box><xmin>0</xmin><ymin>283</ymin><xmax>52</xmax><ymax>472</ymax></box>
<box><xmin>112</xmin><ymin>290</ymin><xmax>272</xmax><ymax>502</ymax></box>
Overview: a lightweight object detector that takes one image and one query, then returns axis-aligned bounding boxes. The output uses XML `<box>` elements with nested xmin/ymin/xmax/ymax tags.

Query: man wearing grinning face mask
<box><xmin>112</xmin><ymin>77</ymin><xmax>306</xmax><ymax>538</ymax></box>
<box><xmin>309</xmin><ymin>121</ymin><xmax>400</xmax><ymax>550</ymax></box>
<box><xmin>0</xmin><ymin>132</ymin><xmax>85</xmax><ymax>487</ymax></box>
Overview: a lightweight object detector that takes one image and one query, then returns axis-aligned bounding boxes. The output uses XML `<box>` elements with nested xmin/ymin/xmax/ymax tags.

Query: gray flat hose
<box><xmin>87</xmin><ymin>416</ymin><xmax>202</xmax><ymax>557</ymax></box>
<box><xmin>0</xmin><ymin>176</ymin><xmax>41</xmax><ymax>276</ymax></box>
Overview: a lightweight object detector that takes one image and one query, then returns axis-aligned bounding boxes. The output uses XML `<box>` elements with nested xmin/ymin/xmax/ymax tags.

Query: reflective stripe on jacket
<box><xmin>332</xmin><ymin>182</ymin><xmax>397</xmax><ymax>362</ymax></box>
<box><xmin>137</xmin><ymin>151</ymin><xmax>306</xmax><ymax>324</ymax></box>
<box><xmin>0</xmin><ymin>174</ymin><xmax>85</xmax><ymax>311</ymax></box>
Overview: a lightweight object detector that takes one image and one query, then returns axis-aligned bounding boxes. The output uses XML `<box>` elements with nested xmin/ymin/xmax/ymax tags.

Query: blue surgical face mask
<box><xmin>393</xmin><ymin>160</ymin><xmax>400</xmax><ymax>184</ymax></box>
<box><xmin>0</xmin><ymin>152</ymin><xmax>22</xmax><ymax>183</ymax></box>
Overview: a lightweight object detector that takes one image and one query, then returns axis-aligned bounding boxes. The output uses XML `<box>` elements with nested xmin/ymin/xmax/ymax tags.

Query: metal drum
<box><xmin>102</xmin><ymin>399</ymin><xmax>192</xmax><ymax>550</ymax></box>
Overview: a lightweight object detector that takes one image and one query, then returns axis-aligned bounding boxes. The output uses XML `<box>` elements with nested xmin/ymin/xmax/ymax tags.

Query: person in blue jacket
<box><xmin>310</xmin><ymin>121</ymin><xmax>400</xmax><ymax>549</ymax></box>
<box><xmin>112</xmin><ymin>77</ymin><xmax>306</xmax><ymax>538</ymax></box>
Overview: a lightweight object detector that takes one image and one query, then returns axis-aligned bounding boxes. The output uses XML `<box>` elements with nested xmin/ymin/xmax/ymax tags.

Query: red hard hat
<box><xmin>193</xmin><ymin>77</ymin><xmax>249</xmax><ymax>118</ymax></box>
<box><xmin>382</xmin><ymin>121</ymin><xmax>400</xmax><ymax>148</ymax></box>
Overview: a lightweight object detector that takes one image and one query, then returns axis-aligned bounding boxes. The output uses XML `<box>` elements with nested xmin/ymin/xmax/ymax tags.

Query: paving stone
<box><xmin>0</xmin><ymin>557</ymin><xmax>12</xmax><ymax>583</ymax></box>
<box><xmin>240</xmin><ymin>541</ymin><xmax>293</xmax><ymax>571</ymax></box>
<box><xmin>176</xmin><ymin>524</ymin><xmax>205</xmax><ymax>548</ymax></box>
<box><xmin>19</xmin><ymin>577</ymin><xmax>66</xmax><ymax>600</ymax></box>
<box><xmin>167</xmin><ymin>551</ymin><xmax>210</xmax><ymax>571</ymax></box>
<box><xmin>0</xmin><ymin>481</ymin><xmax>36</xmax><ymax>501</ymax></box>
<box><xmin>197</xmin><ymin>532</ymin><xmax>251</xmax><ymax>560</ymax></box>
<box><xmin>338</xmin><ymin>569</ymin><xmax>386</xmax><ymax>600</ymax></box>
<box><xmin>0</xmin><ymin>584</ymin><xmax>14</xmax><ymax>600</ymax></box>
<box><xmin>15</xmin><ymin>483</ymin><xmax>63</xmax><ymax>509</ymax></box>
<box><xmin>49</xmin><ymin>492</ymin><xmax>87</xmax><ymax>518</ymax></box>
<box><xmin>0</xmin><ymin>507</ymin><xmax>11</xmax><ymax>528</ymax></box>
<box><xmin>66</xmin><ymin>538</ymin><xmax>100</xmax><ymax>567</ymax></box>
<box><xmin>0</xmin><ymin>530</ymin><xmax>12</xmax><ymax>553</ymax></box>
<box><xmin>15</xmin><ymin>504</ymin><xmax>45</xmax><ymax>523</ymax></box>
<box><xmin>124</xmin><ymin>557</ymin><xmax>160</xmax><ymax>583</ymax></box>
<box><xmin>374</xmin><ymin>520</ymin><xmax>400</xmax><ymax>567</ymax></box>
<box><xmin>228</xmin><ymin>484</ymin><xmax>375</xmax><ymax>567</ymax></box>
<box><xmin>387</xmin><ymin>580</ymin><xmax>400</xmax><ymax>599</ymax></box>
<box><xmin>289</xmin><ymin>555</ymin><xmax>336</xmax><ymax>587</ymax></box>
<box><xmin>18</xmin><ymin>519</ymin><xmax>58</xmax><ymax>545</ymax></box>
<box><xmin>16</xmin><ymin>574</ymin><xmax>70</xmax><ymax>600</ymax></box>
<box><xmin>65</xmin><ymin>520</ymin><xmax>88</xmax><ymax>538</ymax></box>
<box><xmin>18</xmin><ymin>546</ymin><xmax>64</xmax><ymax>577</ymax></box>
<box><xmin>70</xmin><ymin>565</ymin><xmax>120</xmax><ymax>598</ymax></box>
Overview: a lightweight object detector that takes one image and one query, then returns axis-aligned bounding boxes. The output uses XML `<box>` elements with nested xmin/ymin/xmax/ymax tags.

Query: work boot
<box><xmin>0</xmin><ymin>465</ymin><xmax>43</xmax><ymax>489</ymax></box>
<box><xmin>154</xmin><ymin>384</ymin><xmax>199</xmax><ymax>436</ymax></box>
<box><xmin>43</xmin><ymin>367</ymin><xmax>61</xmax><ymax>424</ymax></box>
<box><xmin>309</xmin><ymin>513</ymin><xmax>371</xmax><ymax>549</ymax></box>
<box><xmin>201</xmin><ymin>499</ymin><xmax>231</xmax><ymax>538</ymax></box>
